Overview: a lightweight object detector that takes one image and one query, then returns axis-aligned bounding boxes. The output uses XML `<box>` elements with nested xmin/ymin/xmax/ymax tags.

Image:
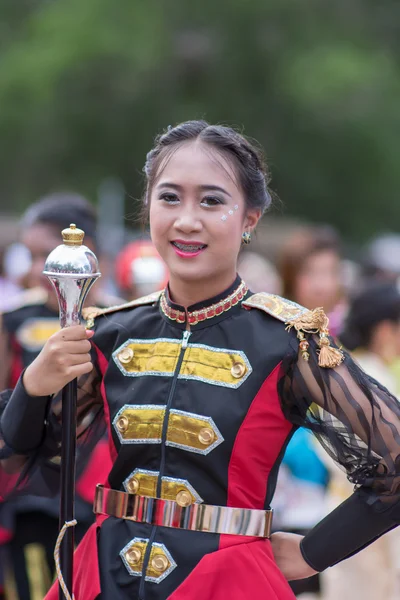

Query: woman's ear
<box><xmin>245</xmin><ymin>208</ymin><xmax>262</xmax><ymax>232</ymax></box>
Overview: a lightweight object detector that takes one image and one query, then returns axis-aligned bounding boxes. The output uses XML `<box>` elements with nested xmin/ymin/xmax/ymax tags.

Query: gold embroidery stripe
<box><xmin>123</xmin><ymin>539</ymin><xmax>148</xmax><ymax>572</ymax></box>
<box><xmin>126</xmin><ymin>472</ymin><xmax>158</xmax><ymax>497</ymax></box>
<box><xmin>18</xmin><ymin>319</ymin><xmax>60</xmax><ymax>348</ymax></box>
<box><xmin>117</xmin><ymin>342</ymin><xmax>180</xmax><ymax>374</ymax></box>
<box><xmin>167</xmin><ymin>412</ymin><xmax>216</xmax><ymax>452</ymax></box>
<box><xmin>161</xmin><ymin>479</ymin><xmax>196</xmax><ymax>503</ymax></box>
<box><xmin>116</xmin><ymin>342</ymin><xmax>248</xmax><ymax>386</ymax></box>
<box><xmin>146</xmin><ymin>546</ymin><xmax>171</xmax><ymax>580</ymax></box>
<box><xmin>181</xmin><ymin>347</ymin><xmax>246</xmax><ymax>384</ymax></box>
<box><xmin>117</xmin><ymin>408</ymin><xmax>165</xmax><ymax>441</ymax></box>
<box><xmin>125</xmin><ymin>472</ymin><xmax>197</xmax><ymax>503</ymax></box>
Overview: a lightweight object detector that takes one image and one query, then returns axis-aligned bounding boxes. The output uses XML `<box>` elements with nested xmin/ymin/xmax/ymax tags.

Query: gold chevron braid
<box><xmin>83</xmin><ymin>290</ymin><xmax>162</xmax><ymax>326</ymax></box>
<box><xmin>160</xmin><ymin>281</ymin><xmax>248</xmax><ymax>325</ymax></box>
<box><xmin>242</xmin><ymin>292</ymin><xmax>344</xmax><ymax>368</ymax></box>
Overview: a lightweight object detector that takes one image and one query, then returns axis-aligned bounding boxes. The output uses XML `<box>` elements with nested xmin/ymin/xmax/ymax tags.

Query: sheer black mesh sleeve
<box><xmin>278</xmin><ymin>332</ymin><xmax>400</xmax><ymax>570</ymax></box>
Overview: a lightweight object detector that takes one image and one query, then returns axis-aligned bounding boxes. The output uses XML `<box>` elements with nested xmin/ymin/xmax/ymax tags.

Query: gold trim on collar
<box><xmin>160</xmin><ymin>280</ymin><xmax>248</xmax><ymax>325</ymax></box>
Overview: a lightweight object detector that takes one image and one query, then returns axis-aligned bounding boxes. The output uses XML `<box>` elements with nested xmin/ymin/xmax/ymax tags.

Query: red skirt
<box><xmin>46</xmin><ymin>520</ymin><xmax>295</xmax><ymax>600</ymax></box>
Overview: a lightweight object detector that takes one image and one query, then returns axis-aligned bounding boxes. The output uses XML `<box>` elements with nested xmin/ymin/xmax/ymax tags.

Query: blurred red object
<box><xmin>115</xmin><ymin>239</ymin><xmax>168</xmax><ymax>299</ymax></box>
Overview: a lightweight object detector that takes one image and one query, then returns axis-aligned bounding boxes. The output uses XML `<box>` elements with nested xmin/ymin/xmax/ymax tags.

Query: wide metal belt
<box><xmin>94</xmin><ymin>485</ymin><xmax>273</xmax><ymax>538</ymax></box>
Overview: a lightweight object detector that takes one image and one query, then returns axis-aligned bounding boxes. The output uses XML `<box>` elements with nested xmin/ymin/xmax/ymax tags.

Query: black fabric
<box><xmin>300</xmin><ymin>492</ymin><xmax>398</xmax><ymax>572</ymax></box>
<box><xmin>279</xmin><ymin>332</ymin><xmax>400</xmax><ymax>567</ymax></box>
<box><xmin>0</xmin><ymin>375</ymin><xmax>51</xmax><ymax>454</ymax></box>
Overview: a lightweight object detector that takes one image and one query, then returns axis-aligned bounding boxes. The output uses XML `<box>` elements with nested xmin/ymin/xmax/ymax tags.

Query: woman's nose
<box><xmin>174</xmin><ymin>211</ymin><xmax>202</xmax><ymax>233</ymax></box>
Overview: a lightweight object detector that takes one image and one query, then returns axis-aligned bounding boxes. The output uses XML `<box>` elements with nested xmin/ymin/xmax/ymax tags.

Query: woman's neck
<box><xmin>168</xmin><ymin>271</ymin><xmax>238</xmax><ymax>308</ymax></box>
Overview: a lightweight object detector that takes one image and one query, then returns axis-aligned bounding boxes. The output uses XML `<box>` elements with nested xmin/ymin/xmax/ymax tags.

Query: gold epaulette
<box><xmin>242</xmin><ymin>292</ymin><xmax>344</xmax><ymax>368</ymax></box>
<box><xmin>83</xmin><ymin>290</ymin><xmax>162</xmax><ymax>328</ymax></box>
<box><xmin>3</xmin><ymin>287</ymin><xmax>48</xmax><ymax>314</ymax></box>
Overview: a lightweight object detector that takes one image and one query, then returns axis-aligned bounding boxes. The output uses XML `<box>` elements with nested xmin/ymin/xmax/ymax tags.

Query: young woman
<box><xmin>1</xmin><ymin>121</ymin><xmax>400</xmax><ymax>600</ymax></box>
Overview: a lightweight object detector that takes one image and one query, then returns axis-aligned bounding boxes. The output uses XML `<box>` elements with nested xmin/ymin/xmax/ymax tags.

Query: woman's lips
<box><xmin>171</xmin><ymin>241</ymin><xmax>207</xmax><ymax>258</ymax></box>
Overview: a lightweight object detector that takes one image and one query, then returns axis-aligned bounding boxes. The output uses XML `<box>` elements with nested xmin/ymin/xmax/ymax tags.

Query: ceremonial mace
<box><xmin>43</xmin><ymin>224</ymin><xmax>101</xmax><ymax>600</ymax></box>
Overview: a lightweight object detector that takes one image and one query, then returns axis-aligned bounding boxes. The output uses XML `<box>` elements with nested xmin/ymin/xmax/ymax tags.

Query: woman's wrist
<box><xmin>22</xmin><ymin>364</ymin><xmax>46</xmax><ymax>398</ymax></box>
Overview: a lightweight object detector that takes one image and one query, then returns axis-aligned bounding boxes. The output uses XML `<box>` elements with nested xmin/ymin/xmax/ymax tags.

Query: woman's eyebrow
<box><xmin>157</xmin><ymin>182</ymin><xmax>231</xmax><ymax>197</ymax></box>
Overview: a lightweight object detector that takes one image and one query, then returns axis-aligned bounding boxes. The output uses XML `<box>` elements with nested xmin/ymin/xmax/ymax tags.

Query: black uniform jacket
<box><xmin>1</xmin><ymin>277</ymin><xmax>400</xmax><ymax>600</ymax></box>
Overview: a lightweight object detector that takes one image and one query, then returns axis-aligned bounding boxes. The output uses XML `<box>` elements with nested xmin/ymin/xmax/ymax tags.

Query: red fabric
<box><xmin>9</xmin><ymin>336</ymin><xmax>23</xmax><ymax>388</ymax></box>
<box><xmin>220</xmin><ymin>362</ymin><xmax>292</xmax><ymax>551</ymax></box>
<box><xmin>0</xmin><ymin>468</ymin><xmax>19</xmax><ymax>501</ymax></box>
<box><xmin>76</xmin><ymin>439</ymin><xmax>113</xmax><ymax>504</ymax></box>
<box><xmin>93</xmin><ymin>343</ymin><xmax>117</xmax><ymax>465</ymax></box>
<box><xmin>0</xmin><ymin>525</ymin><xmax>12</xmax><ymax>545</ymax></box>
<box><xmin>168</xmin><ymin>539</ymin><xmax>295</xmax><ymax>600</ymax></box>
<box><xmin>45</xmin><ymin>515</ymin><xmax>108</xmax><ymax>600</ymax></box>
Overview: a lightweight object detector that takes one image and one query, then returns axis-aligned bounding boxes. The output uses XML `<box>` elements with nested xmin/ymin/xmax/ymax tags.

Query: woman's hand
<box><xmin>23</xmin><ymin>325</ymin><xmax>94</xmax><ymax>397</ymax></box>
<box><xmin>270</xmin><ymin>532</ymin><xmax>319</xmax><ymax>581</ymax></box>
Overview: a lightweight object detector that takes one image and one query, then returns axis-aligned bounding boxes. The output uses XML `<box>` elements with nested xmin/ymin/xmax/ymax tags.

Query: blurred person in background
<box><xmin>115</xmin><ymin>238</ymin><xmax>168</xmax><ymax>301</ymax></box>
<box><xmin>238</xmin><ymin>250</ymin><xmax>282</xmax><ymax>295</ymax></box>
<box><xmin>279</xmin><ymin>226</ymin><xmax>346</xmax><ymax>336</ymax></box>
<box><xmin>320</xmin><ymin>281</ymin><xmax>400</xmax><ymax>600</ymax></box>
<box><xmin>0</xmin><ymin>193</ymin><xmax>112</xmax><ymax>600</ymax></box>
<box><xmin>363</xmin><ymin>234</ymin><xmax>400</xmax><ymax>282</ymax></box>
<box><xmin>274</xmin><ymin>226</ymin><xmax>346</xmax><ymax>599</ymax></box>
<box><xmin>0</xmin><ymin>241</ymin><xmax>26</xmax><ymax>313</ymax></box>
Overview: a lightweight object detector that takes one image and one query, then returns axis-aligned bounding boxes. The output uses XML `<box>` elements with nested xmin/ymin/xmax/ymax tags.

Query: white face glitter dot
<box><xmin>221</xmin><ymin>215</ymin><xmax>227</xmax><ymax>221</ymax></box>
<box><xmin>234</xmin><ymin>205</ymin><xmax>239</xmax><ymax>210</ymax></box>
<box><xmin>228</xmin><ymin>210</ymin><xmax>234</xmax><ymax>215</ymax></box>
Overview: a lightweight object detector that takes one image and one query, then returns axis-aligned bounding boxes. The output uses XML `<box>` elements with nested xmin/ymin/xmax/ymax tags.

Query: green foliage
<box><xmin>0</xmin><ymin>0</ymin><xmax>399</xmax><ymax>240</ymax></box>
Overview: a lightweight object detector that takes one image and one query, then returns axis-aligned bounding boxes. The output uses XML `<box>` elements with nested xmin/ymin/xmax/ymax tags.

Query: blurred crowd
<box><xmin>1</xmin><ymin>192</ymin><xmax>400</xmax><ymax>599</ymax></box>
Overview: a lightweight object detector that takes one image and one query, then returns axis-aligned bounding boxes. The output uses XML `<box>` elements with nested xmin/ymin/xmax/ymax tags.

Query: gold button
<box><xmin>198</xmin><ymin>427</ymin><xmax>215</xmax><ymax>445</ymax></box>
<box><xmin>151</xmin><ymin>554</ymin><xmax>169</xmax><ymax>573</ymax></box>
<box><xmin>126</xmin><ymin>477</ymin><xmax>139</xmax><ymax>494</ymax></box>
<box><xmin>231</xmin><ymin>362</ymin><xmax>246</xmax><ymax>379</ymax></box>
<box><xmin>119</xmin><ymin>347</ymin><xmax>134</xmax><ymax>364</ymax></box>
<box><xmin>126</xmin><ymin>547</ymin><xmax>142</xmax><ymax>566</ymax></box>
<box><xmin>116</xmin><ymin>415</ymin><xmax>129</xmax><ymax>433</ymax></box>
<box><xmin>176</xmin><ymin>490</ymin><xmax>193</xmax><ymax>507</ymax></box>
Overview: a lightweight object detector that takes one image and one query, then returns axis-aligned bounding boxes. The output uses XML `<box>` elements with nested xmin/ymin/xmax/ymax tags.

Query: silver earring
<box><xmin>242</xmin><ymin>231</ymin><xmax>251</xmax><ymax>245</ymax></box>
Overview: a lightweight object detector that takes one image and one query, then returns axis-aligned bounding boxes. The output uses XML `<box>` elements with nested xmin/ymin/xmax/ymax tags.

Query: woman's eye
<box><xmin>201</xmin><ymin>196</ymin><xmax>223</xmax><ymax>207</ymax></box>
<box><xmin>160</xmin><ymin>193</ymin><xmax>179</xmax><ymax>204</ymax></box>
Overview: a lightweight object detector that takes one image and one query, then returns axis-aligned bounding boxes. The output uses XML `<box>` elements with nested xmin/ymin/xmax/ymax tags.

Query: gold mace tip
<box><xmin>62</xmin><ymin>223</ymin><xmax>85</xmax><ymax>246</ymax></box>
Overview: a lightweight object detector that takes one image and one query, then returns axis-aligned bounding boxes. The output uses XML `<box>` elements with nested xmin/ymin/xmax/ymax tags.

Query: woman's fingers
<box><xmin>63</xmin><ymin>340</ymin><xmax>92</xmax><ymax>354</ymax></box>
<box><xmin>58</xmin><ymin>325</ymin><xmax>93</xmax><ymax>342</ymax></box>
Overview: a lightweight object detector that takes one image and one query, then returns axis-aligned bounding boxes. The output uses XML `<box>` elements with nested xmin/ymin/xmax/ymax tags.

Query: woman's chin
<box><xmin>170</xmin><ymin>265</ymin><xmax>214</xmax><ymax>284</ymax></box>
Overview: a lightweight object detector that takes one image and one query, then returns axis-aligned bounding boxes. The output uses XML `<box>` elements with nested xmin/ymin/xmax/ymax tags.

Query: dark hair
<box><xmin>279</xmin><ymin>226</ymin><xmax>341</xmax><ymax>300</ymax></box>
<box><xmin>142</xmin><ymin>120</ymin><xmax>272</xmax><ymax>218</ymax></box>
<box><xmin>340</xmin><ymin>281</ymin><xmax>400</xmax><ymax>350</ymax></box>
<box><xmin>22</xmin><ymin>192</ymin><xmax>98</xmax><ymax>245</ymax></box>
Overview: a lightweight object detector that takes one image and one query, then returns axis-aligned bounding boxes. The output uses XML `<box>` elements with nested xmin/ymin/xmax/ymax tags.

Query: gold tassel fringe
<box><xmin>287</xmin><ymin>307</ymin><xmax>329</xmax><ymax>334</ymax></box>
<box><xmin>318</xmin><ymin>334</ymin><xmax>344</xmax><ymax>368</ymax></box>
<box><xmin>287</xmin><ymin>308</ymin><xmax>344</xmax><ymax>369</ymax></box>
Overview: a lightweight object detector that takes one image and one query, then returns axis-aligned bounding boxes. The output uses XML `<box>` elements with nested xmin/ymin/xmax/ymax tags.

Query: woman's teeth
<box><xmin>172</xmin><ymin>242</ymin><xmax>206</xmax><ymax>252</ymax></box>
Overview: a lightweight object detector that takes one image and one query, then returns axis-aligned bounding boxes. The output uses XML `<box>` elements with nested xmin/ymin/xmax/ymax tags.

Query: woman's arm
<box><xmin>0</xmin><ymin>325</ymin><xmax>101</xmax><ymax>473</ymax></box>
<box><xmin>278</xmin><ymin>333</ymin><xmax>400</xmax><ymax>573</ymax></box>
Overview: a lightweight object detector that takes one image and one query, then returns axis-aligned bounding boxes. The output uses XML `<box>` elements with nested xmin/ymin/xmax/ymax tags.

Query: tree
<box><xmin>0</xmin><ymin>0</ymin><xmax>399</xmax><ymax>241</ymax></box>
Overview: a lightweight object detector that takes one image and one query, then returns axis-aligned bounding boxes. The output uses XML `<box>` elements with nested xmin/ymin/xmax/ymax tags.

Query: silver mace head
<box><xmin>43</xmin><ymin>223</ymin><xmax>101</xmax><ymax>328</ymax></box>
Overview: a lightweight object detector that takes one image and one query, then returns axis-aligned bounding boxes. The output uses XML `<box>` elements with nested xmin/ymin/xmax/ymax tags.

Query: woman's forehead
<box><xmin>155</xmin><ymin>141</ymin><xmax>239</xmax><ymax>190</ymax></box>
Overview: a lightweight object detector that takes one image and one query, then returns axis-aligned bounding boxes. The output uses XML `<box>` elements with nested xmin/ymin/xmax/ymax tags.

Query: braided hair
<box><xmin>142</xmin><ymin>120</ymin><xmax>272</xmax><ymax>217</ymax></box>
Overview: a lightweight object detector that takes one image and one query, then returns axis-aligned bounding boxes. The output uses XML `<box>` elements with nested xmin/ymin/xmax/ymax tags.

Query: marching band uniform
<box><xmin>1</xmin><ymin>276</ymin><xmax>400</xmax><ymax>600</ymax></box>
